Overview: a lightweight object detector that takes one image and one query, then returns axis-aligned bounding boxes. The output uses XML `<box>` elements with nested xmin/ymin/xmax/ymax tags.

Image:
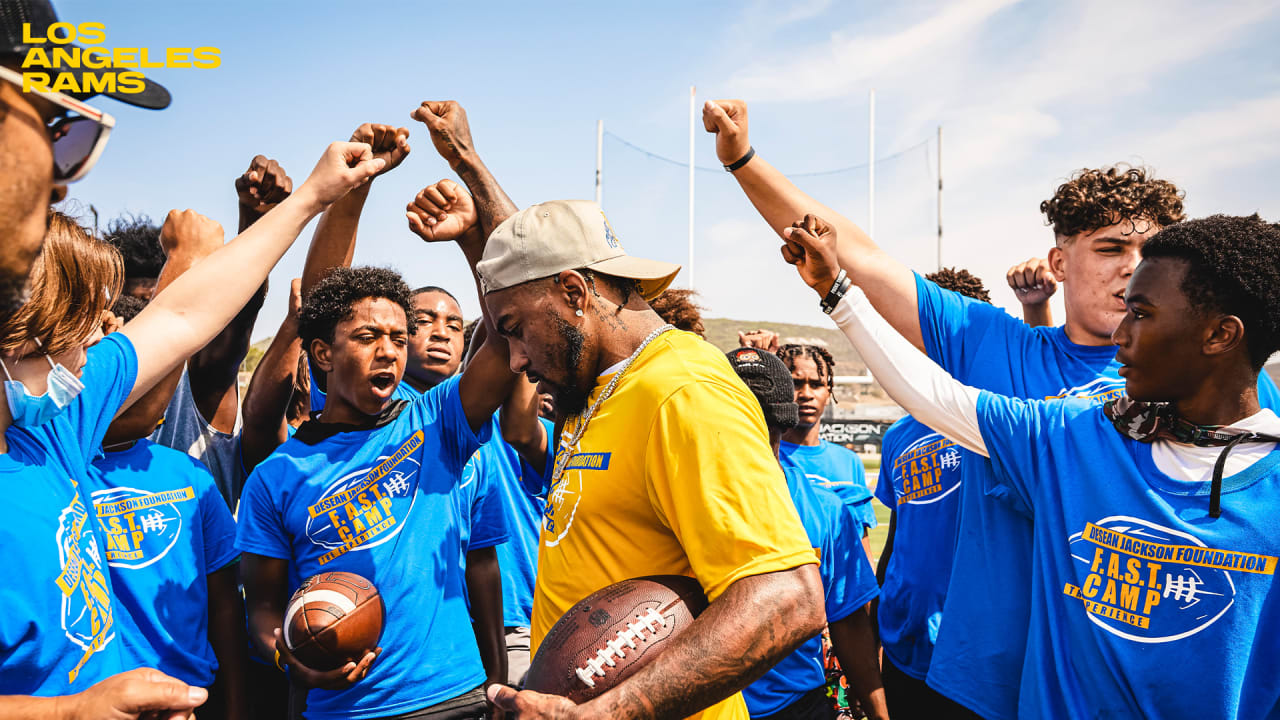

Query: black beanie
<box><xmin>725</xmin><ymin>347</ymin><xmax>799</xmax><ymax>430</ymax></box>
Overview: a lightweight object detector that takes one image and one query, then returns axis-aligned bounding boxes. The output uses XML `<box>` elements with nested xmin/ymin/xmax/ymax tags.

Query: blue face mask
<box><xmin>0</xmin><ymin>352</ymin><xmax>85</xmax><ymax>428</ymax></box>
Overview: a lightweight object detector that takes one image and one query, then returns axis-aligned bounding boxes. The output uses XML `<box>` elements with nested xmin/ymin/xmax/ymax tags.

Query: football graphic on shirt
<box><xmin>1065</xmin><ymin>516</ymin><xmax>1255</xmax><ymax>643</ymax></box>
<box><xmin>526</xmin><ymin>575</ymin><xmax>707</xmax><ymax>703</ymax></box>
<box><xmin>305</xmin><ymin>450</ymin><xmax>421</xmax><ymax>553</ymax></box>
<box><xmin>90</xmin><ymin>486</ymin><xmax>189</xmax><ymax>569</ymax></box>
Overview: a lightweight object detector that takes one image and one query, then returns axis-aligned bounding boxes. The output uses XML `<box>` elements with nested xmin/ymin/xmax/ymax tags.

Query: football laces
<box><xmin>575</xmin><ymin>608</ymin><xmax>667</xmax><ymax>687</ymax></box>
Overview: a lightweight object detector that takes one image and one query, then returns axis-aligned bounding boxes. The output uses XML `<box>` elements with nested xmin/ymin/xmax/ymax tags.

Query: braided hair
<box><xmin>777</xmin><ymin>343</ymin><xmax>837</xmax><ymax>399</ymax></box>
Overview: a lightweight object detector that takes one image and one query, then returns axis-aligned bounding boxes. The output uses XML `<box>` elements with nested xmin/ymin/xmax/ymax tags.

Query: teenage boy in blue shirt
<box><xmin>787</xmin><ymin>212</ymin><xmax>1280</xmax><ymax>719</ymax></box>
<box><xmin>705</xmin><ymin>98</ymin><xmax>1280</xmax><ymax>720</ymax></box>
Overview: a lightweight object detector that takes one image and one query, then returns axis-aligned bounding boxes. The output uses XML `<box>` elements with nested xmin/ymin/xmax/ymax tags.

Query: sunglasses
<box><xmin>0</xmin><ymin>65</ymin><xmax>115</xmax><ymax>183</ymax></box>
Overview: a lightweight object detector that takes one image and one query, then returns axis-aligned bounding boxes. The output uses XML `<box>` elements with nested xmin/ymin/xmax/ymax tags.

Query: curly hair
<box><xmin>1140</xmin><ymin>215</ymin><xmax>1280</xmax><ymax>370</ymax></box>
<box><xmin>1040</xmin><ymin>164</ymin><xmax>1185</xmax><ymax>241</ymax></box>
<box><xmin>777</xmin><ymin>343</ymin><xmax>836</xmax><ymax>397</ymax></box>
<box><xmin>925</xmin><ymin>267</ymin><xmax>991</xmax><ymax>303</ymax></box>
<box><xmin>102</xmin><ymin>213</ymin><xmax>165</xmax><ymax>279</ymax></box>
<box><xmin>299</xmin><ymin>266</ymin><xmax>417</xmax><ymax>356</ymax></box>
<box><xmin>650</xmin><ymin>288</ymin><xmax>706</xmax><ymax>337</ymax></box>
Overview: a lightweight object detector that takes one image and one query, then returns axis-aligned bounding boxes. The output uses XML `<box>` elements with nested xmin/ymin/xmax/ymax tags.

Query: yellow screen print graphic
<box><xmin>1064</xmin><ymin>516</ymin><xmax>1277</xmax><ymax>643</ymax></box>
<box><xmin>891</xmin><ymin>433</ymin><xmax>961</xmax><ymax>506</ymax></box>
<box><xmin>93</xmin><ymin>486</ymin><xmax>195</xmax><ymax>567</ymax></box>
<box><xmin>19</xmin><ymin>22</ymin><xmax>220</xmax><ymax>95</ymax></box>
<box><xmin>54</xmin><ymin>479</ymin><xmax>114</xmax><ymax>683</ymax></box>
<box><xmin>307</xmin><ymin>431</ymin><xmax>423</xmax><ymax>565</ymax></box>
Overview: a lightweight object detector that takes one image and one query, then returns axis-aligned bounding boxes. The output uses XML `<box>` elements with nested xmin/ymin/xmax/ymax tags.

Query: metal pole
<box><xmin>868</xmin><ymin>89</ymin><xmax>876</xmax><ymax>240</ymax></box>
<box><xmin>937</xmin><ymin>125</ymin><xmax>943</xmax><ymax>270</ymax></box>
<box><xmin>595</xmin><ymin>119</ymin><xmax>603</xmax><ymax>206</ymax></box>
<box><xmin>689</xmin><ymin>85</ymin><xmax>696</xmax><ymax>289</ymax></box>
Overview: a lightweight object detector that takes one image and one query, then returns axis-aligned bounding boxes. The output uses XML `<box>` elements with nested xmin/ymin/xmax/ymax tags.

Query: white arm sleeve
<box><xmin>828</xmin><ymin>288</ymin><xmax>989</xmax><ymax>456</ymax></box>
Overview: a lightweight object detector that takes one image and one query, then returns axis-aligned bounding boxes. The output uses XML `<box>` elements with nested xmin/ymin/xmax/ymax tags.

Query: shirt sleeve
<box><xmin>823</xmin><ymin>500</ymin><xmax>880</xmax><ymax>623</ymax></box>
<box><xmin>61</xmin><ymin>332</ymin><xmax>138</xmax><ymax>463</ymax></box>
<box><xmin>644</xmin><ymin>379</ymin><xmax>817</xmax><ymax>602</ymax></box>
<box><xmin>915</xmin><ymin>272</ymin><xmax>1032</xmax><ymax>383</ymax></box>
<box><xmin>466</xmin><ymin>433</ymin><xmax>512</xmax><ymax>551</ymax></box>
<box><xmin>518</xmin><ymin>417</ymin><xmax>555</xmax><ymax>499</ymax></box>
<box><xmin>974</xmin><ymin>391</ymin><xmax>1075</xmax><ymax>512</ymax></box>
<box><xmin>195</xmin><ymin>461</ymin><xmax>240</xmax><ymax>573</ymax></box>
<box><xmin>420</xmin><ymin>376</ymin><xmax>491</xmax><ymax>477</ymax></box>
<box><xmin>235</xmin><ymin>463</ymin><xmax>291</xmax><ymax>560</ymax></box>
<box><xmin>874</xmin><ymin>424</ymin><xmax>902</xmax><ymax>508</ymax></box>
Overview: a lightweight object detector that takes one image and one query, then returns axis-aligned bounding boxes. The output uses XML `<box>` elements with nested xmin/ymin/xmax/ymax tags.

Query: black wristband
<box><xmin>724</xmin><ymin>146</ymin><xmax>755</xmax><ymax>172</ymax></box>
<box><xmin>820</xmin><ymin>270</ymin><xmax>850</xmax><ymax>315</ymax></box>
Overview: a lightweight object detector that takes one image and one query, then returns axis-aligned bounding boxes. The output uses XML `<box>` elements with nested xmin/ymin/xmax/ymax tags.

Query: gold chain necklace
<box><xmin>550</xmin><ymin>324</ymin><xmax>675</xmax><ymax>487</ymax></box>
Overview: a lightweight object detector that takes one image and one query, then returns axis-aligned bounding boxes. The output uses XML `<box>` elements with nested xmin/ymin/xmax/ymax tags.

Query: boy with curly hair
<box><xmin>237</xmin><ymin>263</ymin><xmax>518</xmax><ymax>720</ymax></box>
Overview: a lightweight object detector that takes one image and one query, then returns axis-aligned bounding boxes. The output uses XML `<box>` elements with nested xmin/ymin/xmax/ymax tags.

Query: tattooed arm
<box><xmin>489</xmin><ymin>565</ymin><xmax>825</xmax><ymax>719</ymax></box>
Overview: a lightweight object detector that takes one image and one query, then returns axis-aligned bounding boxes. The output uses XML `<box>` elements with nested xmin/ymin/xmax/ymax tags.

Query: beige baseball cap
<box><xmin>477</xmin><ymin>200</ymin><xmax>681</xmax><ymax>302</ymax></box>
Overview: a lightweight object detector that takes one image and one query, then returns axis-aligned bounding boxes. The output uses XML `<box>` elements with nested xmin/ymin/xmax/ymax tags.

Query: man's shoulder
<box><xmin>629</xmin><ymin>330</ymin><xmax>755</xmax><ymax>409</ymax></box>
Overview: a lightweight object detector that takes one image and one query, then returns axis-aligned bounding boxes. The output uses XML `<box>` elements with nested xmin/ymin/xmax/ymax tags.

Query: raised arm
<box><xmin>1006</xmin><ymin>256</ymin><xmax>1057</xmax><ymax>328</ymax></box>
<box><xmin>120</xmin><ymin>142</ymin><xmax>387</xmax><ymax>410</ymax></box>
<box><xmin>782</xmin><ymin>214</ymin><xmax>987</xmax><ymax>456</ymax></box>
<box><xmin>240</xmin><ymin>278</ymin><xmax>303</xmax><ymax>471</ymax></box>
<box><xmin>704</xmin><ymin>99</ymin><xmax>924</xmax><ymax>350</ymax></box>
<box><xmin>102</xmin><ymin>209</ymin><xmax>225</xmax><ymax>444</ymax></box>
<box><xmin>300</xmin><ymin>124</ymin><xmax>410</xmax><ymax>295</ymax></box>
<box><xmin>406</xmin><ymin>179</ymin><xmax>515</xmax><ymax>432</ymax></box>
<box><xmin>179</xmin><ymin>158</ymin><xmax>293</xmax><ymax>434</ymax></box>
<box><xmin>499</xmin><ymin>374</ymin><xmax>550</xmax><ymax>476</ymax></box>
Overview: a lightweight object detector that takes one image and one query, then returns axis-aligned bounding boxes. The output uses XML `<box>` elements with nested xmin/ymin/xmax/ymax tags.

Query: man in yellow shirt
<box><xmin>412</xmin><ymin>101</ymin><xmax>823</xmax><ymax>720</ymax></box>
<box><xmin>484</xmin><ymin>199</ymin><xmax>823</xmax><ymax>720</ymax></box>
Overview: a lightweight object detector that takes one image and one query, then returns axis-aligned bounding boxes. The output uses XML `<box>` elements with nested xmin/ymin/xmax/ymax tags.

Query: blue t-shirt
<box><xmin>88</xmin><ymin>438</ymin><xmax>239</xmax><ymax>687</ymax></box>
<box><xmin>463</xmin><ymin>418</ymin><xmax>547</xmax><ymax>628</ymax></box>
<box><xmin>0</xmin><ymin>333</ymin><xmax>141</xmax><ymax>695</ymax></box>
<box><xmin>874</xmin><ymin>416</ymin><xmax>963</xmax><ymax>681</ymax></box>
<box><xmin>779</xmin><ymin>440</ymin><xmax>876</xmax><ymax>532</ymax></box>
<box><xmin>237</xmin><ymin>375</ymin><xmax>504</xmax><ymax>720</ymax></box>
<box><xmin>915</xmin><ymin>273</ymin><xmax>1280</xmax><ymax>719</ymax></box>
<box><xmin>978</xmin><ymin>392</ymin><xmax>1280</xmax><ymax>719</ymax></box>
<box><xmin>743</xmin><ymin>466</ymin><xmax>879</xmax><ymax>717</ymax></box>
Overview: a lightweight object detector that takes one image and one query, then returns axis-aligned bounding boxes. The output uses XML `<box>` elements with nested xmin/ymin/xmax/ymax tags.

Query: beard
<box><xmin>548</xmin><ymin>314</ymin><xmax>591</xmax><ymax>416</ymax></box>
<box><xmin>0</xmin><ymin>269</ymin><xmax>31</xmax><ymax>318</ymax></box>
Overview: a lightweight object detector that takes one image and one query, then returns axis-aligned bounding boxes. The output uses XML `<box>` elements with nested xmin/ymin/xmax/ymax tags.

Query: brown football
<box><xmin>284</xmin><ymin>571</ymin><xmax>384</xmax><ymax>671</ymax></box>
<box><xmin>525</xmin><ymin>575</ymin><xmax>708</xmax><ymax>704</ymax></box>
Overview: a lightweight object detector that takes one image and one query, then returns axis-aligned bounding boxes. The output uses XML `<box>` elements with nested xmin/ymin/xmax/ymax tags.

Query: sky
<box><xmin>54</xmin><ymin>0</ymin><xmax>1280</xmax><ymax>343</ymax></box>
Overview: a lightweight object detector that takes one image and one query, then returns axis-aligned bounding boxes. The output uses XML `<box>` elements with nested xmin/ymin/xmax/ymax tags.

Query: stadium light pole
<box><xmin>688</xmin><ymin>85</ymin><xmax>696</xmax><ymax>289</ymax></box>
<box><xmin>937</xmin><ymin>125</ymin><xmax>944</xmax><ymax>271</ymax></box>
<box><xmin>595</xmin><ymin>119</ymin><xmax>603</xmax><ymax>206</ymax></box>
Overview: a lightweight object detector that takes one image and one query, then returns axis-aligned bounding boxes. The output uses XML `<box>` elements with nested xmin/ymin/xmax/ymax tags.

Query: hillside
<box><xmin>701</xmin><ymin>317</ymin><xmax>866</xmax><ymax>374</ymax></box>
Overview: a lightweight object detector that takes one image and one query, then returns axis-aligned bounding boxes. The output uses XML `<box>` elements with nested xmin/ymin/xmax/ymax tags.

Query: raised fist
<box><xmin>235</xmin><ymin>156</ymin><xmax>293</xmax><ymax>214</ymax></box>
<box><xmin>738</xmin><ymin>329</ymin><xmax>780</xmax><ymax>353</ymax></box>
<box><xmin>410</xmin><ymin>101</ymin><xmax>476</xmax><ymax>169</ymax></box>
<box><xmin>1006</xmin><ymin>256</ymin><xmax>1058</xmax><ymax>306</ymax></box>
<box><xmin>296</xmin><ymin>141</ymin><xmax>386</xmax><ymax>209</ymax></box>
<box><xmin>406</xmin><ymin>179</ymin><xmax>478</xmax><ymax>243</ymax></box>
<box><xmin>350</xmin><ymin>123</ymin><xmax>410</xmax><ymax>177</ymax></box>
<box><xmin>781</xmin><ymin>214</ymin><xmax>841</xmax><ymax>295</ymax></box>
<box><xmin>703</xmin><ymin>99</ymin><xmax>751</xmax><ymax>167</ymax></box>
<box><xmin>159</xmin><ymin>208</ymin><xmax>224</xmax><ymax>259</ymax></box>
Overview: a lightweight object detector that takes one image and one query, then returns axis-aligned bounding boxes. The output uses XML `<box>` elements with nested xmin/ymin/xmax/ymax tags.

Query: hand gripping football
<box><xmin>284</xmin><ymin>571</ymin><xmax>384</xmax><ymax>671</ymax></box>
<box><xmin>525</xmin><ymin>575</ymin><xmax>708</xmax><ymax>703</ymax></box>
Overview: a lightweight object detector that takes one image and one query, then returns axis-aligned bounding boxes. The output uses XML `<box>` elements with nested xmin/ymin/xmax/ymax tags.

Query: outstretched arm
<box><xmin>240</xmin><ymin>278</ymin><xmax>303</xmax><ymax>471</ymax></box>
<box><xmin>704</xmin><ymin>99</ymin><xmax>924</xmax><ymax>350</ymax></box>
<box><xmin>103</xmin><ymin>209</ymin><xmax>225</xmax><ymax>444</ymax></box>
<box><xmin>182</xmin><ymin>157</ymin><xmax>293</xmax><ymax>433</ymax></box>
<box><xmin>407</xmin><ymin>177</ymin><xmax>516</xmax><ymax>432</ymax></box>
<box><xmin>782</xmin><ymin>215</ymin><xmax>987</xmax><ymax>456</ymax></box>
<box><xmin>120</xmin><ymin>142</ymin><xmax>387</xmax><ymax>411</ymax></box>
